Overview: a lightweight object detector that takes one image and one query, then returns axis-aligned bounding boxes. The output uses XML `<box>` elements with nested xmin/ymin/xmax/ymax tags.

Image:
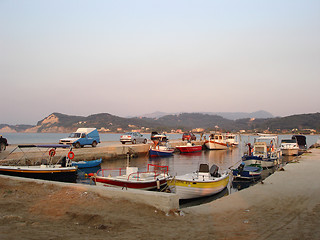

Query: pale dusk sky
<box><xmin>1</xmin><ymin>0</ymin><xmax>319</xmax><ymax>124</ymax></box>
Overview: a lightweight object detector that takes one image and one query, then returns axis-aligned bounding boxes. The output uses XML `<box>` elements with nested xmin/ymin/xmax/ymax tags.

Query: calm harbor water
<box><xmin>0</xmin><ymin>132</ymin><xmax>186</xmax><ymax>144</ymax></box>
<box><xmin>2</xmin><ymin>132</ymin><xmax>319</xmax><ymax>207</ymax></box>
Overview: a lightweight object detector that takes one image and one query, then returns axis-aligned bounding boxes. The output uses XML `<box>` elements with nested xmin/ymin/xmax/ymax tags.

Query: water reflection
<box><xmin>180</xmin><ymin>186</ymin><xmax>230</xmax><ymax>208</ymax></box>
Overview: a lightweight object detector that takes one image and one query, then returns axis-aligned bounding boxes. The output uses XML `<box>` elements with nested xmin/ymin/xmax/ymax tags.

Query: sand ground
<box><xmin>1</xmin><ymin>149</ymin><xmax>320</xmax><ymax>240</ymax></box>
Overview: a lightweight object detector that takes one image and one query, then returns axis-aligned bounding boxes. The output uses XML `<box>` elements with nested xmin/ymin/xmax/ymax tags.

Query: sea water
<box><xmin>0</xmin><ymin>132</ymin><xmax>186</xmax><ymax>144</ymax></box>
<box><xmin>2</xmin><ymin>132</ymin><xmax>318</xmax><ymax>146</ymax></box>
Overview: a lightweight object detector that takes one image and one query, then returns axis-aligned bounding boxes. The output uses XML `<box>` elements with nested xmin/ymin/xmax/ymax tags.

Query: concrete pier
<box><xmin>0</xmin><ymin>174</ymin><xmax>180</xmax><ymax>213</ymax></box>
<box><xmin>0</xmin><ymin>140</ymin><xmax>205</xmax><ymax>163</ymax></box>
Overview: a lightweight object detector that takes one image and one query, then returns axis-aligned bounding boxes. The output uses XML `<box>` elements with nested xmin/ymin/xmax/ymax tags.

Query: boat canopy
<box><xmin>281</xmin><ymin>139</ymin><xmax>296</xmax><ymax>143</ymax></box>
<box><xmin>17</xmin><ymin>144</ymin><xmax>70</xmax><ymax>149</ymax></box>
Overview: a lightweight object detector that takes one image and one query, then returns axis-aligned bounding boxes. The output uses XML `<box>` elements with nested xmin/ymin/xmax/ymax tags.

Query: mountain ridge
<box><xmin>0</xmin><ymin>112</ymin><xmax>319</xmax><ymax>133</ymax></box>
<box><xmin>135</xmin><ymin>110</ymin><xmax>274</xmax><ymax>120</ymax></box>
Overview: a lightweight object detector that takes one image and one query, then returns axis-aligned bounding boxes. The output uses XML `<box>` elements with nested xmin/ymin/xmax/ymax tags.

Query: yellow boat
<box><xmin>167</xmin><ymin>164</ymin><xmax>230</xmax><ymax>200</ymax></box>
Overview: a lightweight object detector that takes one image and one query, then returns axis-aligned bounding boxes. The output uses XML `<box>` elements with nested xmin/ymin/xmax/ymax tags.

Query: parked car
<box><xmin>182</xmin><ymin>132</ymin><xmax>196</xmax><ymax>141</ymax></box>
<box><xmin>0</xmin><ymin>135</ymin><xmax>8</xmax><ymax>152</ymax></box>
<box><xmin>59</xmin><ymin>128</ymin><xmax>100</xmax><ymax>148</ymax></box>
<box><xmin>120</xmin><ymin>132</ymin><xmax>148</xmax><ymax>144</ymax></box>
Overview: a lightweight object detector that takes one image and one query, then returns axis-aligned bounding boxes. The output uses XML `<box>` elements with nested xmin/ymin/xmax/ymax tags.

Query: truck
<box><xmin>59</xmin><ymin>128</ymin><xmax>100</xmax><ymax>148</ymax></box>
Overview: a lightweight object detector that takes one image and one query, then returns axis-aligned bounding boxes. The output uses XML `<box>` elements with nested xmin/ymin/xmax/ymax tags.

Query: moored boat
<box><xmin>89</xmin><ymin>164</ymin><xmax>169</xmax><ymax>190</ymax></box>
<box><xmin>167</xmin><ymin>163</ymin><xmax>230</xmax><ymax>199</ymax></box>
<box><xmin>175</xmin><ymin>142</ymin><xmax>202</xmax><ymax>153</ymax></box>
<box><xmin>292</xmin><ymin>135</ymin><xmax>307</xmax><ymax>154</ymax></box>
<box><xmin>72</xmin><ymin>158</ymin><xmax>102</xmax><ymax>168</ymax></box>
<box><xmin>0</xmin><ymin>144</ymin><xmax>77</xmax><ymax>183</ymax></box>
<box><xmin>280</xmin><ymin>139</ymin><xmax>299</xmax><ymax>156</ymax></box>
<box><xmin>205</xmin><ymin>132</ymin><xmax>238</xmax><ymax>150</ymax></box>
<box><xmin>149</xmin><ymin>133</ymin><xmax>174</xmax><ymax>158</ymax></box>
<box><xmin>242</xmin><ymin>135</ymin><xmax>280</xmax><ymax>168</ymax></box>
<box><xmin>232</xmin><ymin>162</ymin><xmax>262</xmax><ymax>180</ymax></box>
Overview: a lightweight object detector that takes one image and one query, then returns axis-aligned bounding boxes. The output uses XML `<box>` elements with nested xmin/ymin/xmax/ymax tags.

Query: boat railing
<box><xmin>126</xmin><ymin>164</ymin><xmax>169</xmax><ymax>181</ymax></box>
<box><xmin>96</xmin><ymin>164</ymin><xmax>169</xmax><ymax>179</ymax></box>
<box><xmin>97</xmin><ymin>168</ymin><xmax>126</xmax><ymax>177</ymax></box>
<box><xmin>126</xmin><ymin>169</ymin><xmax>168</xmax><ymax>181</ymax></box>
<box><xmin>147</xmin><ymin>164</ymin><xmax>169</xmax><ymax>173</ymax></box>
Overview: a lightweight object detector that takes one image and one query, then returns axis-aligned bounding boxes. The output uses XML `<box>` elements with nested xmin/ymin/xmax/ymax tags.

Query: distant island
<box><xmin>0</xmin><ymin>111</ymin><xmax>319</xmax><ymax>134</ymax></box>
<box><xmin>135</xmin><ymin>110</ymin><xmax>274</xmax><ymax>120</ymax></box>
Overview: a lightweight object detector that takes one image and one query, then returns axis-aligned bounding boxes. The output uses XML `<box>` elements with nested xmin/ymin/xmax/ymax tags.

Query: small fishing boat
<box><xmin>280</xmin><ymin>139</ymin><xmax>299</xmax><ymax>156</ymax></box>
<box><xmin>175</xmin><ymin>141</ymin><xmax>202</xmax><ymax>153</ymax></box>
<box><xmin>88</xmin><ymin>164</ymin><xmax>170</xmax><ymax>190</ymax></box>
<box><xmin>242</xmin><ymin>135</ymin><xmax>280</xmax><ymax>168</ymax></box>
<box><xmin>292</xmin><ymin>135</ymin><xmax>307</xmax><ymax>154</ymax></box>
<box><xmin>205</xmin><ymin>132</ymin><xmax>238</xmax><ymax>150</ymax></box>
<box><xmin>167</xmin><ymin>163</ymin><xmax>230</xmax><ymax>200</ymax></box>
<box><xmin>149</xmin><ymin>133</ymin><xmax>174</xmax><ymax>158</ymax></box>
<box><xmin>72</xmin><ymin>158</ymin><xmax>102</xmax><ymax>168</ymax></box>
<box><xmin>232</xmin><ymin>162</ymin><xmax>262</xmax><ymax>180</ymax></box>
<box><xmin>0</xmin><ymin>144</ymin><xmax>77</xmax><ymax>183</ymax></box>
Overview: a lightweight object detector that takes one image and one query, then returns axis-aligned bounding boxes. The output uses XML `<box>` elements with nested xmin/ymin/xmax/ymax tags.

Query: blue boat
<box><xmin>149</xmin><ymin>134</ymin><xmax>174</xmax><ymax>158</ymax></box>
<box><xmin>232</xmin><ymin>162</ymin><xmax>262</xmax><ymax>180</ymax></box>
<box><xmin>72</xmin><ymin>159</ymin><xmax>102</xmax><ymax>169</ymax></box>
<box><xmin>149</xmin><ymin>148</ymin><xmax>174</xmax><ymax>158</ymax></box>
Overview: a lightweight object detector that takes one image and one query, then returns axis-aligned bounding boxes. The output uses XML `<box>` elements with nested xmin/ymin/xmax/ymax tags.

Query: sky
<box><xmin>1</xmin><ymin>0</ymin><xmax>319</xmax><ymax>125</ymax></box>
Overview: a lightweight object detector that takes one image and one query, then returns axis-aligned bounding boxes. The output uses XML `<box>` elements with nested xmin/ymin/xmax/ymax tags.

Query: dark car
<box><xmin>182</xmin><ymin>132</ymin><xmax>196</xmax><ymax>141</ymax></box>
<box><xmin>0</xmin><ymin>135</ymin><xmax>8</xmax><ymax>152</ymax></box>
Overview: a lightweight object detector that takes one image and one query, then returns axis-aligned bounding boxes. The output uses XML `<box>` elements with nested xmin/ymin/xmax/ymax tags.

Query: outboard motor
<box><xmin>209</xmin><ymin>164</ymin><xmax>220</xmax><ymax>177</ymax></box>
<box><xmin>61</xmin><ymin>156</ymin><xmax>67</xmax><ymax>167</ymax></box>
<box><xmin>238</xmin><ymin>162</ymin><xmax>245</xmax><ymax>174</ymax></box>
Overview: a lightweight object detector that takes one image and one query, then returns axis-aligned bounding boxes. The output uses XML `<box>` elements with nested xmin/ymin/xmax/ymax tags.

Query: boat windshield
<box><xmin>255</xmin><ymin>146</ymin><xmax>265</xmax><ymax>154</ymax></box>
<box><xmin>69</xmin><ymin>133</ymin><xmax>81</xmax><ymax>138</ymax></box>
<box><xmin>281</xmin><ymin>139</ymin><xmax>296</xmax><ymax>143</ymax></box>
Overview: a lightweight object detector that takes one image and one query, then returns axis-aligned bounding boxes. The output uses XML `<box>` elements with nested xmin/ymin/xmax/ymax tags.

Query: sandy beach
<box><xmin>1</xmin><ymin>149</ymin><xmax>320</xmax><ymax>240</ymax></box>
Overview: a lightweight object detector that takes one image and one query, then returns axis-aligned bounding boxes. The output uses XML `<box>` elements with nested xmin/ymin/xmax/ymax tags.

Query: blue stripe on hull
<box><xmin>149</xmin><ymin>149</ymin><xmax>173</xmax><ymax>158</ymax></box>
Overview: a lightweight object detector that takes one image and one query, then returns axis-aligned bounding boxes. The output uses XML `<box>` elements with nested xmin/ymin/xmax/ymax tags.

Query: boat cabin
<box><xmin>292</xmin><ymin>135</ymin><xmax>307</xmax><ymax>150</ymax></box>
<box><xmin>253</xmin><ymin>142</ymin><xmax>268</xmax><ymax>158</ymax></box>
<box><xmin>208</xmin><ymin>132</ymin><xmax>238</xmax><ymax>146</ymax></box>
<box><xmin>252</xmin><ymin>135</ymin><xmax>279</xmax><ymax>159</ymax></box>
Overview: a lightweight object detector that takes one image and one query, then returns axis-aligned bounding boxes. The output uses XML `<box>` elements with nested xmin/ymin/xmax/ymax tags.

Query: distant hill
<box><xmin>0</xmin><ymin>112</ymin><xmax>319</xmax><ymax>133</ymax></box>
<box><xmin>138</xmin><ymin>110</ymin><xmax>274</xmax><ymax>120</ymax></box>
<box><xmin>205</xmin><ymin>110</ymin><xmax>274</xmax><ymax>120</ymax></box>
<box><xmin>0</xmin><ymin>124</ymin><xmax>34</xmax><ymax>133</ymax></box>
<box><xmin>249</xmin><ymin>113</ymin><xmax>320</xmax><ymax>131</ymax></box>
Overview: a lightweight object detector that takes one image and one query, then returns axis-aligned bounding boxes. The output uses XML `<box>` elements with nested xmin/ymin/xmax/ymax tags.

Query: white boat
<box><xmin>205</xmin><ymin>132</ymin><xmax>238</xmax><ymax>150</ymax></box>
<box><xmin>0</xmin><ymin>144</ymin><xmax>77</xmax><ymax>183</ymax></box>
<box><xmin>242</xmin><ymin>135</ymin><xmax>280</xmax><ymax>168</ymax></box>
<box><xmin>167</xmin><ymin>164</ymin><xmax>230</xmax><ymax>200</ymax></box>
<box><xmin>280</xmin><ymin>139</ymin><xmax>299</xmax><ymax>156</ymax></box>
<box><xmin>89</xmin><ymin>164</ymin><xmax>169</xmax><ymax>190</ymax></box>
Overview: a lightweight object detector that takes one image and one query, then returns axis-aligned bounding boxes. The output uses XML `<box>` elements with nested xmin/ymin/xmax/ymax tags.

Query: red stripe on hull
<box><xmin>95</xmin><ymin>177</ymin><xmax>167</xmax><ymax>190</ymax></box>
<box><xmin>176</xmin><ymin>146</ymin><xmax>202</xmax><ymax>153</ymax></box>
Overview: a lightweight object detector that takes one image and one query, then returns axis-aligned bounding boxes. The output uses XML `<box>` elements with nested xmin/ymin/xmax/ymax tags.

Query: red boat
<box><xmin>176</xmin><ymin>143</ymin><xmax>202</xmax><ymax>153</ymax></box>
<box><xmin>88</xmin><ymin>164</ymin><xmax>169</xmax><ymax>190</ymax></box>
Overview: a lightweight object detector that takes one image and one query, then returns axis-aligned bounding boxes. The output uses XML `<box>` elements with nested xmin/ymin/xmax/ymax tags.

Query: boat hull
<box><xmin>176</xmin><ymin>145</ymin><xmax>202</xmax><ymax>153</ymax></box>
<box><xmin>243</xmin><ymin>158</ymin><xmax>277</xmax><ymax>168</ymax></box>
<box><xmin>72</xmin><ymin>159</ymin><xmax>102</xmax><ymax>168</ymax></box>
<box><xmin>0</xmin><ymin>166</ymin><xmax>78</xmax><ymax>183</ymax></box>
<box><xmin>281</xmin><ymin>149</ymin><xmax>299</xmax><ymax>156</ymax></box>
<box><xmin>232</xmin><ymin>165</ymin><xmax>262</xmax><ymax>180</ymax></box>
<box><xmin>167</xmin><ymin>174</ymin><xmax>230</xmax><ymax>199</ymax></box>
<box><xmin>204</xmin><ymin>141</ymin><xmax>228</xmax><ymax>150</ymax></box>
<box><xmin>149</xmin><ymin>149</ymin><xmax>174</xmax><ymax>158</ymax></box>
<box><xmin>94</xmin><ymin>177</ymin><xmax>167</xmax><ymax>190</ymax></box>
